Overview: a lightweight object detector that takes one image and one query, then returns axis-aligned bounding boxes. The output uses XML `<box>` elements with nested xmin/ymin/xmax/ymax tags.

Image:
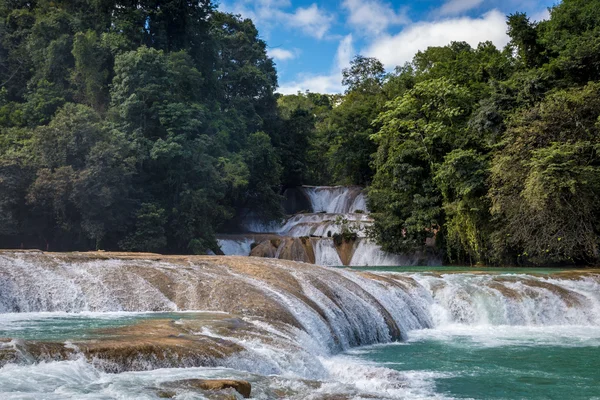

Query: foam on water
<box><xmin>1</xmin><ymin>252</ymin><xmax>599</xmax><ymax>399</ymax></box>
<box><xmin>406</xmin><ymin>324</ymin><xmax>600</xmax><ymax>348</ymax></box>
<box><xmin>217</xmin><ymin>238</ymin><xmax>254</xmax><ymax>256</ymax></box>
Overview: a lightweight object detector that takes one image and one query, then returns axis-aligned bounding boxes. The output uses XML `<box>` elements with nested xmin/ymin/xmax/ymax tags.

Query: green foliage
<box><xmin>332</xmin><ymin>216</ymin><xmax>360</xmax><ymax>247</ymax></box>
<box><xmin>276</xmin><ymin>92</ymin><xmax>334</xmax><ymax>185</ymax></box>
<box><xmin>0</xmin><ymin>0</ymin><xmax>283</xmax><ymax>253</ymax></box>
<box><xmin>2</xmin><ymin>0</ymin><xmax>600</xmax><ymax>265</ymax></box>
<box><xmin>369</xmin><ymin>77</ymin><xmax>472</xmax><ymax>255</ymax></box>
<box><xmin>489</xmin><ymin>84</ymin><xmax>600</xmax><ymax>265</ymax></box>
<box><xmin>241</xmin><ymin>131</ymin><xmax>283</xmax><ymax>221</ymax></box>
<box><xmin>366</xmin><ymin>0</ymin><xmax>600</xmax><ymax>265</ymax></box>
<box><xmin>342</xmin><ymin>56</ymin><xmax>385</xmax><ymax>93</ymax></box>
<box><xmin>324</xmin><ymin>90</ymin><xmax>382</xmax><ymax>186</ymax></box>
<box><xmin>120</xmin><ymin>203</ymin><xmax>167</xmax><ymax>253</ymax></box>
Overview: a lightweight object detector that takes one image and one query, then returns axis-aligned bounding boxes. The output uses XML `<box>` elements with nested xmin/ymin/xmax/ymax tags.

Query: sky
<box><xmin>217</xmin><ymin>0</ymin><xmax>558</xmax><ymax>94</ymax></box>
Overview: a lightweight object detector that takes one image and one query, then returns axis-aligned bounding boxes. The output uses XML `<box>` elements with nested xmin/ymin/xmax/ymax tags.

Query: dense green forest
<box><xmin>0</xmin><ymin>0</ymin><xmax>599</xmax><ymax>265</ymax></box>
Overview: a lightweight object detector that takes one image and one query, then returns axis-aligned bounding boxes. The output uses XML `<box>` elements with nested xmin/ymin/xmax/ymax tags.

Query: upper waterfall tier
<box><xmin>224</xmin><ymin>185</ymin><xmax>436</xmax><ymax>266</ymax></box>
<box><xmin>298</xmin><ymin>186</ymin><xmax>368</xmax><ymax>214</ymax></box>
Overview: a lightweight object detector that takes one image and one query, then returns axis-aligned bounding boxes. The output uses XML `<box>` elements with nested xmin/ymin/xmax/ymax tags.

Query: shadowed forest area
<box><xmin>0</xmin><ymin>0</ymin><xmax>599</xmax><ymax>266</ymax></box>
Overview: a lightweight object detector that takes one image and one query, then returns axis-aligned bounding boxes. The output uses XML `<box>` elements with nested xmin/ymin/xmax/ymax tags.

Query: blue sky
<box><xmin>217</xmin><ymin>0</ymin><xmax>558</xmax><ymax>94</ymax></box>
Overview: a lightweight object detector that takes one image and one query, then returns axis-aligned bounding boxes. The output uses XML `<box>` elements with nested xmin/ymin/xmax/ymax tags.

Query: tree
<box><xmin>489</xmin><ymin>83</ymin><xmax>600</xmax><ymax>264</ymax></box>
<box><xmin>342</xmin><ymin>55</ymin><xmax>385</xmax><ymax>93</ymax></box>
<box><xmin>507</xmin><ymin>12</ymin><xmax>545</xmax><ymax>69</ymax></box>
<box><xmin>369</xmin><ymin>78</ymin><xmax>472</xmax><ymax>256</ymax></box>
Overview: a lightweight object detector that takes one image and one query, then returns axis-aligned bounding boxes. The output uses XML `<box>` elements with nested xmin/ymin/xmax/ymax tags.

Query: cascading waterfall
<box><xmin>411</xmin><ymin>272</ymin><xmax>600</xmax><ymax>326</ymax></box>
<box><xmin>221</xmin><ymin>185</ymin><xmax>439</xmax><ymax>267</ymax></box>
<box><xmin>313</xmin><ymin>239</ymin><xmax>343</xmax><ymax>267</ymax></box>
<box><xmin>1</xmin><ymin>252</ymin><xmax>599</xmax><ymax>399</ymax></box>
<box><xmin>1</xmin><ymin>253</ymin><xmax>599</xmax><ymax>335</ymax></box>
<box><xmin>216</xmin><ymin>237</ymin><xmax>254</xmax><ymax>256</ymax></box>
<box><xmin>299</xmin><ymin>186</ymin><xmax>367</xmax><ymax>214</ymax></box>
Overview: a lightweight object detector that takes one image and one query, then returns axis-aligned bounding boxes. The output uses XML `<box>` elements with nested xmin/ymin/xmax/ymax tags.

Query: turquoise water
<box><xmin>347</xmin><ymin>326</ymin><xmax>600</xmax><ymax>400</ymax></box>
<box><xmin>2</xmin><ymin>269</ymin><xmax>600</xmax><ymax>399</ymax></box>
<box><xmin>0</xmin><ymin>312</ymin><xmax>208</xmax><ymax>341</ymax></box>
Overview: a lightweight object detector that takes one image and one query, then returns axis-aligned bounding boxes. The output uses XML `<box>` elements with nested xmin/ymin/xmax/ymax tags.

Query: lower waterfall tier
<box><xmin>0</xmin><ymin>251</ymin><xmax>599</xmax><ymax>399</ymax></box>
<box><xmin>1</xmin><ymin>251</ymin><xmax>598</xmax><ymax>333</ymax></box>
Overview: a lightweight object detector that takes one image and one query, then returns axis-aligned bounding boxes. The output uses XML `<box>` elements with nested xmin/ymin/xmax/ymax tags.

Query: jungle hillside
<box><xmin>0</xmin><ymin>0</ymin><xmax>599</xmax><ymax>266</ymax></box>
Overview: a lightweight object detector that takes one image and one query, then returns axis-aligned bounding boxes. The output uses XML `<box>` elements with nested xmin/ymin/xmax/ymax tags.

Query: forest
<box><xmin>0</xmin><ymin>0</ymin><xmax>599</xmax><ymax>266</ymax></box>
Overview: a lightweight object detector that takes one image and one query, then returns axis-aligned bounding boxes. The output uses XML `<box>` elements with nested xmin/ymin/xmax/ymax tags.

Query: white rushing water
<box><xmin>348</xmin><ymin>240</ymin><xmax>431</xmax><ymax>267</ymax></box>
<box><xmin>242</xmin><ymin>213</ymin><xmax>371</xmax><ymax>238</ymax></box>
<box><xmin>1</xmin><ymin>253</ymin><xmax>599</xmax><ymax>399</ymax></box>
<box><xmin>217</xmin><ymin>237</ymin><xmax>254</xmax><ymax>256</ymax></box>
<box><xmin>226</xmin><ymin>185</ymin><xmax>439</xmax><ymax>267</ymax></box>
<box><xmin>300</xmin><ymin>186</ymin><xmax>368</xmax><ymax>214</ymax></box>
<box><xmin>313</xmin><ymin>239</ymin><xmax>343</xmax><ymax>267</ymax></box>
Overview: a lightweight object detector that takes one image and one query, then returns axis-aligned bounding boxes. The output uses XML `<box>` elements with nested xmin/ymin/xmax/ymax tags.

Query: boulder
<box><xmin>175</xmin><ymin>379</ymin><xmax>251</xmax><ymax>398</ymax></box>
<box><xmin>277</xmin><ymin>238</ymin><xmax>315</xmax><ymax>264</ymax></box>
<box><xmin>250</xmin><ymin>240</ymin><xmax>278</xmax><ymax>258</ymax></box>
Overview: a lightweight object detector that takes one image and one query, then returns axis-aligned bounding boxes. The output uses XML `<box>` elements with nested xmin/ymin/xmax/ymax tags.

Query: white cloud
<box><xmin>288</xmin><ymin>4</ymin><xmax>334</xmax><ymax>39</ymax></box>
<box><xmin>335</xmin><ymin>35</ymin><xmax>354</xmax><ymax>70</ymax></box>
<box><xmin>437</xmin><ymin>0</ymin><xmax>483</xmax><ymax>16</ymax></box>
<box><xmin>219</xmin><ymin>1</ymin><xmax>332</xmax><ymax>40</ymax></box>
<box><xmin>531</xmin><ymin>7</ymin><xmax>551</xmax><ymax>22</ymax></box>
<box><xmin>342</xmin><ymin>0</ymin><xmax>409</xmax><ymax>35</ymax></box>
<box><xmin>364</xmin><ymin>10</ymin><xmax>510</xmax><ymax>69</ymax></box>
<box><xmin>268</xmin><ymin>48</ymin><xmax>298</xmax><ymax>61</ymax></box>
<box><xmin>278</xmin><ymin>35</ymin><xmax>354</xmax><ymax>94</ymax></box>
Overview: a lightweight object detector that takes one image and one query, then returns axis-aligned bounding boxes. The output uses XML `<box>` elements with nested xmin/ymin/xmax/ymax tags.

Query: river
<box><xmin>0</xmin><ymin>252</ymin><xmax>598</xmax><ymax>399</ymax></box>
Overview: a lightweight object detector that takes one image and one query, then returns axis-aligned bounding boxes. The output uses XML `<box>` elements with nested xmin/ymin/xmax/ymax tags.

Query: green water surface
<box><xmin>350</xmin><ymin>331</ymin><xmax>600</xmax><ymax>400</ymax></box>
<box><xmin>0</xmin><ymin>312</ymin><xmax>207</xmax><ymax>341</ymax></box>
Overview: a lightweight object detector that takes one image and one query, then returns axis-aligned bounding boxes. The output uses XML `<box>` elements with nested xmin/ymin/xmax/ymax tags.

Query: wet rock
<box><xmin>276</xmin><ymin>238</ymin><xmax>314</xmax><ymax>264</ymax></box>
<box><xmin>334</xmin><ymin>239</ymin><xmax>356</xmax><ymax>266</ymax></box>
<box><xmin>169</xmin><ymin>379</ymin><xmax>251</xmax><ymax>398</ymax></box>
<box><xmin>250</xmin><ymin>240</ymin><xmax>278</xmax><ymax>258</ymax></box>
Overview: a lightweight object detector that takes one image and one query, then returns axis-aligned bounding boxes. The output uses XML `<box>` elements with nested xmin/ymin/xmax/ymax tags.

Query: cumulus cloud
<box><xmin>268</xmin><ymin>48</ymin><xmax>298</xmax><ymax>61</ymax></box>
<box><xmin>437</xmin><ymin>0</ymin><xmax>483</xmax><ymax>16</ymax></box>
<box><xmin>342</xmin><ymin>0</ymin><xmax>409</xmax><ymax>35</ymax></box>
<box><xmin>364</xmin><ymin>10</ymin><xmax>510</xmax><ymax>69</ymax></box>
<box><xmin>278</xmin><ymin>35</ymin><xmax>354</xmax><ymax>94</ymax></box>
<box><xmin>287</xmin><ymin>4</ymin><xmax>334</xmax><ymax>39</ymax></box>
<box><xmin>219</xmin><ymin>1</ymin><xmax>332</xmax><ymax>40</ymax></box>
<box><xmin>531</xmin><ymin>7</ymin><xmax>551</xmax><ymax>22</ymax></box>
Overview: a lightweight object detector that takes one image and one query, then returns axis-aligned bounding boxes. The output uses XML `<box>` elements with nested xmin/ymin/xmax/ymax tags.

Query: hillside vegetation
<box><xmin>1</xmin><ymin>0</ymin><xmax>598</xmax><ymax>265</ymax></box>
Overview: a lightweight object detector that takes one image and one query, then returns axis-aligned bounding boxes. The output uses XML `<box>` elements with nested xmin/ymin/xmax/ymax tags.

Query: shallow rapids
<box><xmin>0</xmin><ymin>252</ymin><xmax>599</xmax><ymax>399</ymax></box>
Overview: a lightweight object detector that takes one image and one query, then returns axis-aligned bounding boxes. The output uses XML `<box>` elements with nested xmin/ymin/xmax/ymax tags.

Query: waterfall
<box><xmin>411</xmin><ymin>273</ymin><xmax>600</xmax><ymax>326</ymax></box>
<box><xmin>0</xmin><ymin>252</ymin><xmax>599</xmax><ymax>399</ymax></box>
<box><xmin>313</xmin><ymin>239</ymin><xmax>343</xmax><ymax>266</ymax></box>
<box><xmin>216</xmin><ymin>237</ymin><xmax>254</xmax><ymax>256</ymax></box>
<box><xmin>242</xmin><ymin>213</ymin><xmax>371</xmax><ymax>237</ymax></box>
<box><xmin>349</xmin><ymin>240</ymin><xmax>441</xmax><ymax>267</ymax></box>
<box><xmin>226</xmin><ymin>185</ymin><xmax>435</xmax><ymax>267</ymax></box>
<box><xmin>1</xmin><ymin>253</ymin><xmax>598</xmax><ymax>331</ymax></box>
<box><xmin>300</xmin><ymin>186</ymin><xmax>368</xmax><ymax>214</ymax></box>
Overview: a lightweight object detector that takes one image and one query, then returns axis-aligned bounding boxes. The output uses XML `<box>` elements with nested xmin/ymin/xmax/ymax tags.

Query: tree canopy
<box><xmin>0</xmin><ymin>0</ymin><xmax>283</xmax><ymax>253</ymax></box>
<box><xmin>1</xmin><ymin>0</ymin><xmax>599</xmax><ymax>265</ymax></box>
